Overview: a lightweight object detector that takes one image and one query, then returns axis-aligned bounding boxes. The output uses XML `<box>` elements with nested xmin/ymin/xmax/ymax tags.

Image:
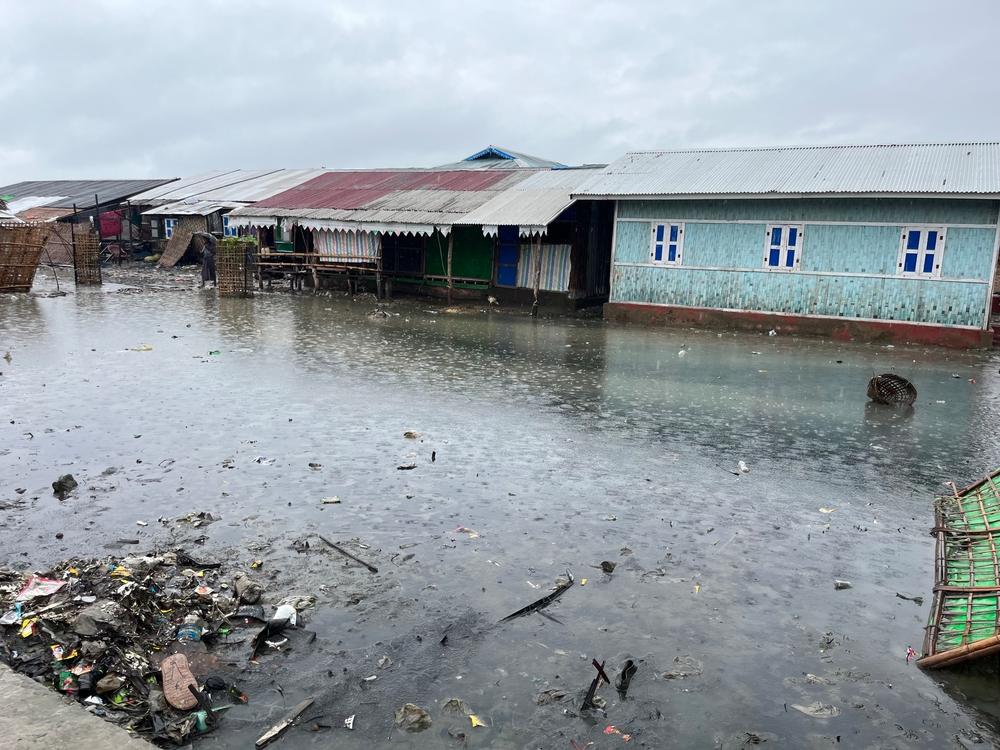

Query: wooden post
<box><xmin>531</xmin><ymin>234</ymin><xmax>542</xmax><ymax>317</ymax></box>
<box><xmin>446</xmin><ymin>231</ymin><xmax>454</xmax><ymax>305</ymax></box>
<box><xmin>71</xmin><ymin>204</ymin><xmax>79</xmax><ymax>284</ymax></box>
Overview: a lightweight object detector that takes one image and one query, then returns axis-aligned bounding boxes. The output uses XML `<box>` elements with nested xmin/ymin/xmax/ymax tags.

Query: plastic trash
<box><xmin>16</xmin><ymin>575</ymin><xmax>66</xmax><ymax>602</ymax></box>
<box><xmin>51</xmin><ymin>474</ymin><xmax>79</xmax><ymax>497</ymax></box>
<box><xmin>234</xmin><ymin>572</ymin><xmax>263</xmax><ymax>604</ymax></box>
<box><xmin>177</xmin><ymin>613</ymin><xmax>203</xmax><ymax>642</ymax></box>
<box><xmin>272</xmin><ymin>603</ymin><xmax>297</xmax><ymax>626</ymax></box>
<box><xmin>833</xmin><ymin>579</ymin><xmax>852</xmax><ymax>590</ymax></box>
<box><xmin>394</xmin><ymin>703</ymin><xmax>432</xmax><ymax>732</ymax></box>
<box><xmin>790</xmin><ymin>702</ymin><xmax>840</xmax><ymax>718</ymax></box>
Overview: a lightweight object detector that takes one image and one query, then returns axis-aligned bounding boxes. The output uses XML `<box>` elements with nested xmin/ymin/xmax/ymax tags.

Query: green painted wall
<box><xmin>424</xmin><ymin>227</ymin><xmax>494</xmax><ymax>280</ymax></box>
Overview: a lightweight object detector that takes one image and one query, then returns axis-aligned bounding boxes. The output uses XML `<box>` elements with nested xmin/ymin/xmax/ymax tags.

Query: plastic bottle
<box><xmin>176</xmin><ymin>614</ymin><xmax>202</xmax><ymax>642</ymax></box>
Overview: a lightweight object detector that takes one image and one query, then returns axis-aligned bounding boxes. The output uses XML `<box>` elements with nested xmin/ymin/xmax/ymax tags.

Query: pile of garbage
<box><xmin>0</xmin><ymin>548</ymin><xmax>312</xmax><ymax>745</ymax></box>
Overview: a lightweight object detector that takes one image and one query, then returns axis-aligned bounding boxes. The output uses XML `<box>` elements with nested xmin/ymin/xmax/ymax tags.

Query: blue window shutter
<box><xmin>656</xmin><ymin>224</ymin><xmax>665</xmax><ymax>242</ymax></box>
<box><xmin>654</xmin><ymin>244</ymin><xmax>663</xmax><ymax>262</ymax></box>
<box><xmin>788</xmin><ymin>227</ymin><xmax>798</xmax><ymax>246</ymax></box>
<box><xmin>906</xmin><ymin>230</ymin><xmax>921</xmax><ymax>250</ymax></box>
<box><xmin>668</xmin><ymin>244</ymin><xmax>677</xmax><ymax>262</ymax></box>
<box><xmin>785</xmin><ymin>249</ymin><xmax>795</xmax><ymax>267</ymax></box>
<box><xmin>904</xmin><ymin>253</ymin><xmax>918</xmax><ymax>273</ymax></box>
<box><xmin>669</xmin><ymin>225</ymin><xmax>678</xmax><ymax>242</ymax></box>
<box><xmin>923</xmin><ymin>253</ymin><xmax>935</xmax><ymax>274</ymax></box>
<box><xmin>926</xmin><ymin>230</ymin><xmax>938</xmax><ymax>250</ymax></box>
<box><xmin>771</xmin><ymin>227</ymin><xmax>782</xmax><ymax>246</ymax></box>
<box><xmin>769</xmin><ymin>248</ymin><xmax>781</xmax><ymax>266</ymax></box>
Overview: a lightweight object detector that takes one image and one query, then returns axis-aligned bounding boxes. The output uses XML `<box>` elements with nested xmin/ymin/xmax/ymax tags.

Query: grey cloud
<box><xmin>1</xmin><ymin>0</ymin><xmax>997</xmax><ymax>182</ymax></box>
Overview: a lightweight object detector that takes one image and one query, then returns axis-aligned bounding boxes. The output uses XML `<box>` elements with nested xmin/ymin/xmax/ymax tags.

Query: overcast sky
<box><xmin>1</xmin><ymin>0</ymin><xmax>998</xmax><ymax>182</ymax></box>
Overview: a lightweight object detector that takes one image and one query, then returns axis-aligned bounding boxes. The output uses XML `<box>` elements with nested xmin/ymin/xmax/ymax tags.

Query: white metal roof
<box><xmin>456</xmin><ymin>167</ymin><xmax>604</xmax><ymax>235</ymax></box>
<box><xmin>142</xmin><ymin>199</ymin><xmax>249</xmax><ymax>217</ymax></box>
<box><xmin>6</xmin><ymin>196</ymin><xmax>69</xmax><ymax>213</ymax></box>
<box><xmin>129</xmin><ymin>169</ymin><xmax>328</xmax><ymax>205</ymax></box>
<box><xmin>128</xmin><ymin>170</ymin><xmax>245</xmax><ymax>203</ymax></box>
<box><xmin>574</xmin><ymin>143</ymin><xmax>1000</xmax><ymax>198</ymax></box>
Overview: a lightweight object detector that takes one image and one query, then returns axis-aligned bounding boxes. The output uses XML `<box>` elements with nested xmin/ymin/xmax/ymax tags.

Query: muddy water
<box><xmin>2</xmin><ymin>268</ymin><xmax>1000</xmax><ymax>748</ymax></box>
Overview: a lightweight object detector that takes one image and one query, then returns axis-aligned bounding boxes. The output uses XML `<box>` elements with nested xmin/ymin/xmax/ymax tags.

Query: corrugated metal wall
<box><xmin>313</xmin><ymin>228</ymin><xmax>379</xmax><ymax>263</ymax></box>
<box><xmin>611</xmin><ymin>197</ymin><xmax>999</xmax><ymax>328</ymax></box>
<box><xmin>516</xmin><ymin>243</ymin><xmax>572</xmax><ymax>292</ymax></box>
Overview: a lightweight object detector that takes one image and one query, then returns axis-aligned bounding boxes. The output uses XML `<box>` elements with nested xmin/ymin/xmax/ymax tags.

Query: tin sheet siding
<box><xmin>618</xmin><ymin>198</ymin><xmax>1000</xmax><ymax>225</ymax></box>
<box><xmin>611</xmin><ymin>197</ymin><xmax>998</xmax><ymax>328</ymax></box>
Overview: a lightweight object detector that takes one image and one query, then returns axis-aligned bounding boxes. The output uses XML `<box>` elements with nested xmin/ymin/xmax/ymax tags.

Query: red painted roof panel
<box><xmin>254</xmin><ymin>170</ymin><xmax>514</xmax><ymax>210</ymax></box>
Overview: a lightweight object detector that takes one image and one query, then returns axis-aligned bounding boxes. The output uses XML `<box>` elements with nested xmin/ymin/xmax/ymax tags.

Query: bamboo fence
<box><xmin>0</xmin><ymin>223</ymin><xmax>49</xmax><ymax>292</ymax></box>
<box><xmin>72</xmin><ymin>227</ymin><xmax>102</xmax><ymax>285</ymax></box>
<box><xmin>216</xmin><ymin>239</ymin><xmax>257</xmax><ymax>297</ymax></box>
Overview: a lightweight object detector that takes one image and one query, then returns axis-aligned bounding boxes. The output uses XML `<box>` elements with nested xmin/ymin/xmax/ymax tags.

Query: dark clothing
<box><xmin>201</xmin><ymin>250</ymin><xmax>216</xmax><ymax>283</ymax></box>
<box><xmin>200</xmin><ymin>235</ymin><xmax>217</xmax><ymax>284</ymax></box>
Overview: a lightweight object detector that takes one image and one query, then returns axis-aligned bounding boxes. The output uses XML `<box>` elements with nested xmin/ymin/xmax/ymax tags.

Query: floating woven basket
<box><xmin>867</xmin><ymin>373</ymin><xmax>917</xmax><ymax>405</ymax></box>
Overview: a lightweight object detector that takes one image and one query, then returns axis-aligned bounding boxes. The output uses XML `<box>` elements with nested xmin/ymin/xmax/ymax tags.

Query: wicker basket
<box><xmin>867</xmin><ymin>373</ymin><xmax>917</xmax><ymax>405</ymax></box>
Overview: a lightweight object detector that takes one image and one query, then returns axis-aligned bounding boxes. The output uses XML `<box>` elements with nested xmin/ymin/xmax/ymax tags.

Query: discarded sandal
<box><xmin>161</xmin><ymin>653</ymin><xmax>199</xmax><ymax>710</ymax></box>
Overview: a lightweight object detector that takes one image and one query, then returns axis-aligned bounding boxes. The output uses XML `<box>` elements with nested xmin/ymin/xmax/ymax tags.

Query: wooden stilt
<box><xmin>531</xmin><ymin>234</ymin><xmax>542</xmax><ymax>317</ymax></box>
<box><xmin>447</xmin><ymin>231</ymin><xmax>454</xmax><ymax>305</ymax></box>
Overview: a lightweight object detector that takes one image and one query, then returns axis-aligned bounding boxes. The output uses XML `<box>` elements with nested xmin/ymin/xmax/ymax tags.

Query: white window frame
<box><xmin>163</xmin><ymin>217</ymin><xmax>177</xmax><ymax>239</ymax></box>
<box><xmin>649</xmin><ymin>222</ymin><xmax>684</xmax><ymax>265</ymax></box>
<box><xmin>149</xmin><ymin>218</ymin><xmax>159</xmax><ymax>239</ymax></box>
<box><xmin>897</xmin><ymin>226</ymin><xmax>946</xmax><ymax>279</ymax></box>
<box><xmin>223</xmin><ymin>214</ymin><xmax>238</xmax><ymax>237</ymax></box>
<box><xmin>763</xmin><ymin>224</ymin><xmax>803</xmax><ymax>271</ymax></box>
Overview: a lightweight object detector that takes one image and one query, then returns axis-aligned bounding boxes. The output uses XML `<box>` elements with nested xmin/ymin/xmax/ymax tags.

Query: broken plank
<box><xmin>255</xmin><ymin>697</ymin><xmax>314</xmax><ymax>747</ymax></box>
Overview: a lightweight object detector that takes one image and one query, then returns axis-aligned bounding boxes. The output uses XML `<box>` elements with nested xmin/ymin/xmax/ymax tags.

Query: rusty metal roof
<box><xmin>233</xmin><ymin>169</ymin><xmax>537</xmax><ymax>234</ymax></box>
<box><xmin>574</xmin><ymin>143</ymin><xmax>1000</xmax><ymax>198</ymax></box>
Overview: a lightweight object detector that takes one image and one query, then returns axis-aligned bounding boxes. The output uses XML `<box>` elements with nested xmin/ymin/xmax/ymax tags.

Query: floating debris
<box><xmin>867</xmin><ymin>373</ymin><xmax>917</xmax><ymax>406</ymax></box>
<box><xmin>500</xmin><ymin>572</ymin><xmax>574</xmax><ymax>622</ymax></box>
<box><xmin>790</xmin><ymin>702</ymin><xmax>840</xmax><ymax>719</ymax></box>
<box><xmin>394</xmin><ymin>703</ymin><xmax>432</xmax><ymax>732</ymax></box>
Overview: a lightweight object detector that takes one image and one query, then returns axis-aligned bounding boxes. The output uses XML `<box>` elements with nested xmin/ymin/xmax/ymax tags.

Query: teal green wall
<box><xmin>611</xmin><ymin>198</ymin><xmax>999</xmax><ymax>328</ymax></box>
<box><xmin>618</xmin><ymin>198</ymin><xmax>1000</xmax><ymax>225</ymax></box>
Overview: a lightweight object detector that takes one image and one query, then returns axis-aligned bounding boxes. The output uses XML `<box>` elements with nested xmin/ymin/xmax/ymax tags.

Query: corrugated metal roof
<box><xmin>456</xmin><ymin>167</ymin><xmax>604</xmax><ymax>234</ymax></box>
<box><xmin>254</xmin><ymin>170</ymin><xmax>520</xmax><ymax>209</ymax></box>
<box><xmin>574</xmin><ymin>143</ymin><xmax>1000</xmax><ymax>197</ymax></box>
<box><xmin>230</xmin><ymin>170</ymin><xmax>535</xmax><ymax>234</ymax></box>
<box><xmin>434</xmin><ymin>145</ymin><xmax>565</xmax><ymax>171</ymax></box>
<box><xmin>127</xmin><ymin>170</ymin><xmax>244</xmax><ymax>202</ymax></box>
<box><xmin>16</xmin><ymin>207</ymin><xmax>67</xmax><ymax>223</ymax></box>
<box><xmin>128</xmin><ymin>169</ymin><xmax>293</xmax><ymax>205</ymax></box>
<box><xmin>0</xmin><ymin>179</ymin><xmax>175</xmax><ymax>210</ymax></box>
<box><xmin>142</xmin><ymin>199</ymin><xmax>249</xmax><ymax>217</ymax></box>
<box><xmin>6</xmin><ymin>195</ymin><xmax>69</xmax><ymax>213</ymax></box>
<box><xmin>187</xmin><ymin>169</ymin><xmax>330</xmax><ymax>202</ymax></box>
<box><xmin>0</xmin><ymin>200</ymin><xmax>21</xmax><ymax>223</ymax></box>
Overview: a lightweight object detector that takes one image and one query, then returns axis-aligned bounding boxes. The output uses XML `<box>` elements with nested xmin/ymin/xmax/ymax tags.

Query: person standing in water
<box><xmin>199</xmin><ymin>233</ymin><xmax>218</xmax><ymax>288</ymax></box>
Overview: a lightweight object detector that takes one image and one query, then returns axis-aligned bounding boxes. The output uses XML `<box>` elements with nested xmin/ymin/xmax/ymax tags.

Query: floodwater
<box><xmin>2</xmin><ymin>267</ymin><xmax>1000</xmax><ymax>748</ymax></box>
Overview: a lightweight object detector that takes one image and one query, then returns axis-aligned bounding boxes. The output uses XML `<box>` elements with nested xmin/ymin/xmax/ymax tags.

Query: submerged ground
<box><xmin>2</xmin><ymin>266</ymin><xmax>1000</xmax><ymax>748</ymax></box>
